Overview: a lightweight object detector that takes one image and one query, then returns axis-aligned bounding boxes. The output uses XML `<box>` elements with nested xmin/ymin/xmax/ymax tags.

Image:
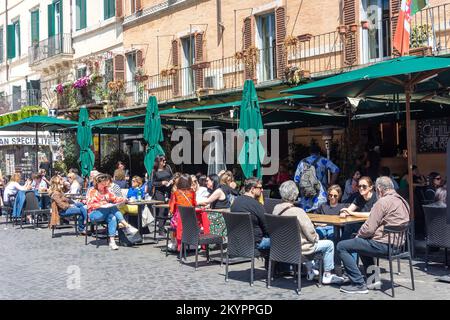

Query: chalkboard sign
<box><xmin>417</xmin><ymin>118</ymin><xmax>450</xmax><ymax>153</ymax></box>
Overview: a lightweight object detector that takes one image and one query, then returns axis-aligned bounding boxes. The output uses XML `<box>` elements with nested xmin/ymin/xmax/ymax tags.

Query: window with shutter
<box><xmin>7</xmin><ymin>24</ymin><xmax>15</xmax><ymax>60</ymax></box>
<box><xmin>172</xmin><ymin>39</ymin><xmax>180</xmax><ymax>96</ymax></box>
<box><xmin>104</xmin><ymin>0</ymin><xmax>115</xmax><ymax>20</ymax></box>
<box><xmin>76</xmin><ymin>0</ymin><xmax>87</xmax><ymax>30</ymax></box>
<box><xmin>48</xmin><ymin>4</ymin><xmax>55</xmax><ymax>37</ymax></box>
<box><xmin>390</xmin><ymin>0</ymin><xmax>401</xmax><ymax>55</ymax></box>
<box><xmin>243</xmin><ymin>16</ymin><xmax>255</xmax><ymax>80</ymax></box>
<box><xmin>114</xmin><ymin>54</ymin><xmax>125</xmax><ymax>81</ymax></box>
<box><xmin>31</xmin><ymin>10</ymin><xmax>39</xmax><ymax>44</ymax></box>
<box><xmin>194</xmin><ymin>32</ymin><xmax>204</xmax><ymax>89</ymax></box>
<box><xmin>343</xmin><ymin>0</ymin><xmax>357</xmax><ymax>66</ymax></box>
<box><xmin>136</xmin><ymin>49</ymin><xmax>143</xmax><ymax>67</ymax></box>
<box><xmin>0</xmin><ymin>26</ymin><xmax>4</xmax><ymax>63</ymax></box>
<box><xmin>275</xmin><ymin>7</ymin><xmax>286</xmax><ymax>80</ymax></box>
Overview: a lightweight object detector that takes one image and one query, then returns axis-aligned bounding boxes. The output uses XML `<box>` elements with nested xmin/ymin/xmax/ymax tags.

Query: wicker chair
<box><xmin>21</xmin><ymin>191</ymin><xmax>51</xmax><ymax>229</ymax></box>
<box><xmin>263</xmin><ymin>198</ymin><xmax>283</xmax><ymax>215</ymax></box>
<box><xmin>223</xmin><ymin>211</ymin><xmax>262</xmax><ymax>286</ymax></box>
<box><xmin>178</xmin><ymin>206</ymin><xmax>223</xmax><ymax>270</ymax></box>
<box><xmin>265</xmin><ymin>213</ymin><xmax>324</xmax><ymax>294</ymax></box>
<box><xmin>423</xmin><ymin>205</ymin><xmax>450</xmax><ymax>271</ymax></box>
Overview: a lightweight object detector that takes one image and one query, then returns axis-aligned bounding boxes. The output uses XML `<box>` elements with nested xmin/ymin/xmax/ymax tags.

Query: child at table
<box><xmin>168</xmin><ymin>174</ymin><xmax>210</xmax><ymax>252</ymax></box>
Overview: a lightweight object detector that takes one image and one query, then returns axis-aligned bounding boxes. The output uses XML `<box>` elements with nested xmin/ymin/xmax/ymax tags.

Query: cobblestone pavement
<box><xmin>1</xmin><ymin>217</ymin><xmax>449</xmax><ymax>300</ymax></box>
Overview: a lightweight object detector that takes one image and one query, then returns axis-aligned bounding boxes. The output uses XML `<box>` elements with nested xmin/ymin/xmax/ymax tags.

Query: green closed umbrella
<box><xmin>238</xmin><ymin>80</ymin><xmax>265</xmax><ymax>179</ymax></box>
<box><xmin>144</xmin><ymin>96</ymin><xmax>165</xmax><ymax>177</ymax></box>
<box><xmin>77</xmin><ymin>107</ymin><xmax>95</xmax><ymax>178</ymax></box>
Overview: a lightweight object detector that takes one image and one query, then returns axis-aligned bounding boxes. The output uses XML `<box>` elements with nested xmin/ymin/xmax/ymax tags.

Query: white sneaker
<box><xmin>125</xmin><ymin>225</ymin><xmax>138</xmax><ymax>235</ymax></box>
<box><xmin>109</xmin><ymin>241</ymin><xmax>119</xmax><ymax>250</ymax></box>
<box><xmin>322</xmin><ymin>274</ymin><xmax>345</xmax><ymax>285</ymax></box>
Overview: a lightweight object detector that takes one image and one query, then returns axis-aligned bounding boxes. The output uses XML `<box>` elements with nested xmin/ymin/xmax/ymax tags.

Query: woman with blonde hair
<box><xmin>49</xmin><ymin>176</ymin><xmax>87</xmax><ymax>234</ymax></box>
<box><xmin>3</xmin><ymin>173</ymin><xmax>31</xmax><ymax>206</ymax></box>
<box><xmin>67</xmin><ymin>172</ymin><xmax>82</xmax><ymax>194</ymax></box>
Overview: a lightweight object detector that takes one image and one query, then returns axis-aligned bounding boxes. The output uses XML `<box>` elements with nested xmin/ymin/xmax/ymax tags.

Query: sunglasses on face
<box><xmin>328</xmin><ymin>194</ymin><xmax>339</xmax><ymax>199</ymax></box>
<box><xmin>358</xmin><ymin>185</ymin><xmax>369</xmax><ymax>190</ymax></box>
<box><xmin>434</xmin><ymin>177</ymin><xmax>442</xmax><ymax>180</ymax></box>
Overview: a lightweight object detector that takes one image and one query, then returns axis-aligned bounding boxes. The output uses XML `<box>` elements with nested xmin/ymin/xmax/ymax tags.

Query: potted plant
<box><xmin>349</xmin><ymin>23</ymin><xmax>358</xmax><ymax>33</ymax></box>
<box><xmin>134</xmin><ymin>67</ymin><xmax>149</xmax><ymax>82</ymax></box>
<box><xmin>361</xmin><ymin>20</ymin><xmax>369</xmax><ymax>30</ymax></box>
<box><xmin>410</xmin><ymin>24</ymin><xmax>433</xmax><ymax>56</ymax></box>
<box><xmin>284</xmin><ymin>35</ymin><xmax>299</xmax><ymax>47</ymax></box>
<box><xmin>337</xmin><ymin>25</ymin><xmax>347</xmax><ymax>35</ymax></box>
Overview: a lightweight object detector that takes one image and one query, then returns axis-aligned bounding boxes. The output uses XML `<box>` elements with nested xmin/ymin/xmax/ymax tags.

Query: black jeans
<box><xmin>337</xmin><ymin>237</ymin><xmax>389</xmax><ymax>286</ymax></box>
<box><xmin>153</xmin><ymin>190</ymin><xmax>168</xmax><ymax>229</ymax></box>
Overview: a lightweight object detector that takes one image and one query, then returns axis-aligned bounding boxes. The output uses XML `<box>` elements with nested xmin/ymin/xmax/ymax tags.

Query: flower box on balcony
<box><xmin>361</xmin><ymin>20</ymin><xmax>370</xmax><ymax>30</ymax></box>
<box><xmin>337</xmin><ymin>25</ymin><xmax>347</xmax><ymax>35</ymax></box>
<box><xmin>134</xmin><ymin>74</ymin><xmax>149</xmax><ymax>82</ymax></box>
<box><xmin>409</xmin><ymin>46</ymin><xmax>432</xmax><ymax>57</ymax></box>
<box><xmin>349</xmin><ymin>23</ymin><xmax>358</xmax><ymax>33</ymax></box>
<box><xmin>297</xmin><ymin>33</ymin><xmax>313</xmax><ymax>42</ymax></box>
<box><xmin>191</xmin><ymin>62</ymin><xmax>211</xmax><ymax>70</ymax></box>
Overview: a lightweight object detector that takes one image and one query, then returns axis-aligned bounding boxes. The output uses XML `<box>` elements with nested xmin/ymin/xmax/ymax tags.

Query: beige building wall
<box><xmin>123</xmin><ymin>0</ymin><xmax>341</xmax><ymax>77</ymax></box>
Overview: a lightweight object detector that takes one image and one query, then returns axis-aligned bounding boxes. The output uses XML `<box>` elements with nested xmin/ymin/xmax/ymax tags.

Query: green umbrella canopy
<box><xmin>283</xmin><ymin>56</ymin><xmax>450</xmax><ymax>97</ymax></box>
<box><xmin>0</xmin><ymin>115</ymin><xmax>77</xmax><ymax>131</ymax></box>
<box><xmin>77</xmin><ymin>108</ymin><xmax>95</xmax><ymax>178</ymax></box>
<box><xmin>144</xmin><ymin>96</ymin><xmax>165</xmax><ymax>176</ymax></box>
<box><xmin>238</xmin><ymin>80</ymin><xmax>265</xmax><ymax>179</ymax></box>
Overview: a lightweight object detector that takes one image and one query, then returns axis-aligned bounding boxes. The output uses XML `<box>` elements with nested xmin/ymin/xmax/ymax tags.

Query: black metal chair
<box><xmin>50</xmin><ymin>201</ymin><xmax>80</xmax><ymax>238</ymax></box>
<box><xmin>423</xmin><ymin>205</ymin><xmax>450</xmax><ymax>270</ymax></box>
<box><xmin>263</xmin><ymin>198</ymin><xmax>283</xmax><ymax>215</ymax></box>
<box><xmin>223</xmin><ymin>212</ymin><xmax>262</xmax><ymax>286</ymax></box>
<box><xmin>0</xmin><ymin>194</ymin><xmax>14</xmax><ymax>226</ymax></box>
<box><xmin>21</xmin><ymin>191</ymin><xmax>51</xmax><ymax>229</ymax></box>
<box><xmin>265</xmin><ymin>213</ymin><xmax>324</xmax><ymax>294</ymax></box>
<box><xmin>178</xmin><ymin>205</ymin><xmax>223</xmax><ymax>270</ymax></box>
<box><xmin>85</xmin><ymin>216</ymin><xmax>110</xmax><ymax>248</ymax></box>
<box><xmin>374</xmin><ymin>223</ymin><xmax>415</xmax><ymax>298</ymax></box>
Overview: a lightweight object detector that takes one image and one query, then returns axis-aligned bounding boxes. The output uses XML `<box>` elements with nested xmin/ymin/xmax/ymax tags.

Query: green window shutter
<box><xmin>81</xmin><ymin>0</ymin><xmax>87</xmax><ymax>29</ymax></box>
<box><xmin>31</xmin><ymin>10</ymin><xmax>39</xmax><ymax>43</ymax></box>
<box><xmin>104</xmin><ymin>0</ymin><xmax>115</xmax><ymax>20</ymax></box>
<box><xmin>48</xmin><ymin>4</ymin><xmax>55</xmax><ymax>37</ymax></box>
<box><xmin>59</xmin><ymin>1</ymin><xmax>63</xmax><ymax>35</ymax></box>
<box><xmin>7</xmin><ymin>24</ymin><xmax>15</xmax><ymax>59</ymax></box>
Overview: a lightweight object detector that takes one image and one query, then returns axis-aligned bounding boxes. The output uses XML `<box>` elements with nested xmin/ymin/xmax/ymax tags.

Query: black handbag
<box><xmin>118</xmin><ymin>228</ymin><xmax>143</xmax><ymax>247</ymax></box>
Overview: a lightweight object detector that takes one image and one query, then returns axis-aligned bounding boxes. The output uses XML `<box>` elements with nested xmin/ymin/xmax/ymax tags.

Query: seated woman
<box><xmin>169</xmin><ymin>174</ymin><xmax>210</xmax><ymax>251</ymax></box>
<box><xmin>342</xmin><ymin>170</ymin><xmax>361</xmax><ymax>203</ymax></box>
<box><xmin>315</xmin><ymin>185</ymin><xmax>348</xmax><ymax>240</ymax></box>
<box><xmin>219</xmin><ymin>171</ymin><xmax>239</xmax><ymax>205</ymax></box>
<box><xmin>273</xmin><ymin>181</ymin><xmax>344</xmax><ymax>285</ymax></box>
<box><xmin>31</xmin><ymin>172</ymin><xmax>48</xmax><ymax>192</ymax></box>
<box><xmin>120</xmin><ymin>176</ymin><xmax>146</xmax><ymax>216</ymax></box>
<box><xmin>191</xmin><ymin>175</ymin><xmax>210</xmax><ymax>203</ymax></box>
<box><xmin>340</xmin><ymin>176</ymin><xmax>377</xmax><ymax>239</ymax></box>
<box><xmin>113</xmin><ymin>168</ymin><xmax>128</xmax><ymax>189</ymax></box>
<box><xmin>3</xmin><ymin>173</ymin><xmax>32</xmax><ymax>206</ymax></box>
<box><xmin>67</xmin><ymin>172</ymin><xmax>82</xmax><ymax>194</ymax></box>
<box><xmin>424</xmin><ymin>172</ymin><xmax>443</xmax><ymax>202</ymax></box>
<box><xmin>197</xmin><ymin>174</ymin><xmax>230</xmax><ymax>237</ymax></box>
<box><xmin>86</xmin><ymin>173</ymin><xmax>138</xmax><ymax>250</ymax></box>
<box><xmin>49</xmin><ymin>176</ymin><xmax>87</xmax><ymax>234</ymax></box>
<box><xmin>430</xmin><ymin>186</ymin><xmax>446</xmax><ymax>207</ymax></box>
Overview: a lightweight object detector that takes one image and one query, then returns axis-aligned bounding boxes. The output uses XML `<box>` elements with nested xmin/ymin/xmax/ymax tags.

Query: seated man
<box><xmin>230</xmin><ymin>177</ymin><xmax>269</xmax><ymax>250</ymax></box>
<box><xmin>337</xmin><ymin>176</ymin><xmax>410</xmax><ymax>294</ymax></box>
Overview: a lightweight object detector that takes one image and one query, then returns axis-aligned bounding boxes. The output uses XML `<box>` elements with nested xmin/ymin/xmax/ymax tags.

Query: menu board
<box><xmin>417</xmin><ymin>118</ymin><xmax>450</xmax><ymax>153</ymax></box>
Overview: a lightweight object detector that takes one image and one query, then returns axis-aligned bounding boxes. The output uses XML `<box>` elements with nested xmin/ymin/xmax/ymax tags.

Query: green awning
<box><xmin>283</xmin><ymin>56</ymin><xmax>450</xmax><ymax>97</ymax></box>
<box><xmin>91</xmin><ymin>125</ymin><xmax>145</xmax><ymax>134</ymax></box>
<box><xmin>160</xmin><ymin>101</ymin><xmax>241</xmax><ymax>115</ymax></box>
<box><xmin>0</xmin><ymin>115</ymin><xmax>78</xmax><ymax>131</ymax></box>
<box><xmin>259</xmin><ymin>95</ymin><xmax>314</xmax><ymax>104</ymax></box>
<box><xmin>90</xmin><ymin>114</ymin><xmax>145</xmax><ymax>127</ymax></box>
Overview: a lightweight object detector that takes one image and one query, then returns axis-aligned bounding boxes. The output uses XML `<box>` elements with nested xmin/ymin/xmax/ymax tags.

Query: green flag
<box><xmin>411</xmin><ymin>0</ymin><xmax>428</xmax><ymax>16</ymax></box>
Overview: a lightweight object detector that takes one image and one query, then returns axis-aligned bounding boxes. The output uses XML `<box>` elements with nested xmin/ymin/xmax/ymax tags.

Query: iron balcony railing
<box><xmin>0</xmin><ymin>89</ymin><xmax>42</xmax><ymax>115</ymax></box>
<box><xmin>28</xmin><ymin>33</ymin><xmax>73</xmax><ymax>66</ymax></box>
<box><xmin>123</xmin><ymin>0</ymin><xmax>186</xmax><ymax>26</ymax></box>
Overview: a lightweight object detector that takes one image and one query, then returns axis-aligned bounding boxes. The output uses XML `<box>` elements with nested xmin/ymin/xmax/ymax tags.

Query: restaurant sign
<box><xmin>0</xmin><ymin>136</ymin><xmax>60</xmax><ymax>146</ymax></box>
<box><xmin>417</xmin><ymin>118</ymin><xmax>450</xmax><ymax>153</ymax></box>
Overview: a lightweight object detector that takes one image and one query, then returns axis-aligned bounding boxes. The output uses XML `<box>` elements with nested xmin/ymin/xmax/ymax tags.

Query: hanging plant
<box><xmin>284</xmin><ymin>35</ymin><xmax>299</xmax><ymax>47</ymax></box>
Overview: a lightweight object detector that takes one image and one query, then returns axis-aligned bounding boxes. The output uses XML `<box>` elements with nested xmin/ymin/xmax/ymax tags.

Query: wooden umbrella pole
<box><xmin>405</xmin><ymin>84</ymin><xmax>415</xmax><ymax>205</ymax></box>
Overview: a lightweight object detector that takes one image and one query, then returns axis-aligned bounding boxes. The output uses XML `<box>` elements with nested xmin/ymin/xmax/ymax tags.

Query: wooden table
<box><xmin>127</xmin><ymin>199</ymin><xmax>164</xmax><ymax>244</ymax></box>
<box><xmin>308</xmin><ymin>213</ymin><xmax>367</xmax><ymax>275</ymax></box>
